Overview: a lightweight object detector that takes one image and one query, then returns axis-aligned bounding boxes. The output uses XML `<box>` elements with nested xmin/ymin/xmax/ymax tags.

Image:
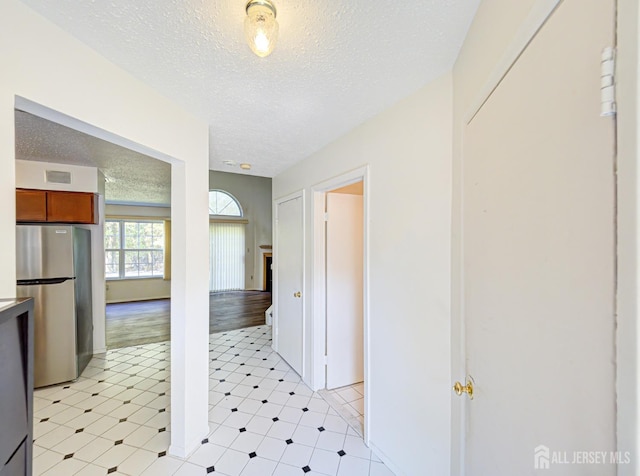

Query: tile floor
<box><xmin>33</xmin><ymin>326</ymin><xmax>394</xmax><ymax>476</ymax></box>
<box><xmin>318</xmin><ymin>383</ymin><xmax>365</xmax><ymax>437</ymax></box>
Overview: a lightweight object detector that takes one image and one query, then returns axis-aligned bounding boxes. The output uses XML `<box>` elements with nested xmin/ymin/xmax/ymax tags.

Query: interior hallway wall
<box><xmin>273</xmin><ymin>73</ymin><xmax>453</xmax><ymax>475</ymax></box>
<box><xmin>616</xmin><ymin>0</ymin><xmax>640</xmax><ymax>473</ymax></box>
<box><xmin>0</xmin><ymin>0</ymin><xmax>210</xmax><ymax>457</ymax></box>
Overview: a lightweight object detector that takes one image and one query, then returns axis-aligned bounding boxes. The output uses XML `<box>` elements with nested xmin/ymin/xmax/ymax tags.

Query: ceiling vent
<box><xmin>45</xmin><ymin>170</ymin><xmax>71</xmax><ymax>184</ymax></box>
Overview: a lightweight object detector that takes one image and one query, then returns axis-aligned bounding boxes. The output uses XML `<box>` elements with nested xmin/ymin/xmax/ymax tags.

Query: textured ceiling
<box><xmin>15</xmin><ymin>111</ymin><xmax>171</xmax><ymax>206</ymax></box>
<box><xmin>18</xmin><ymin>0</ymin><xmax>480</xmax><ymax>178</ymax></box>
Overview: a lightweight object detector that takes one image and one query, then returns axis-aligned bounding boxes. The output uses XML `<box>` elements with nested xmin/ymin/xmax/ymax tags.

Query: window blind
<box><xmin>209</xmin><ymin>222</ymin><xmax>245</xmax><ymax>292</ymax></box>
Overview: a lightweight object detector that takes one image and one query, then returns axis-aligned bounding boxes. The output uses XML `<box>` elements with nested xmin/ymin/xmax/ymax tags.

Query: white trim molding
<box><xmin>464</xmin><ymin>0</ymin><xmax>563</xmax><ymax>124</ymax></box>
<box><xmin>310</xmin><ymin>165</ymin><xmax>371</xmax><ymax>444</ymax></box>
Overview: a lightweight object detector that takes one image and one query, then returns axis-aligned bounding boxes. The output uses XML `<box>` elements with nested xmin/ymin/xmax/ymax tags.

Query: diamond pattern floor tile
<box><xmin>33</xmin><ymin>326</ymin><xmax>393</xmax><ymax>475</ymax></box>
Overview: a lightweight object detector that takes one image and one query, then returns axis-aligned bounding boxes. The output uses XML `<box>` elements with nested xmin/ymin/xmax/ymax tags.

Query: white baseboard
<box><xmin>368</xmin><ymin>440</ymin><xmax>405</xmax><ymax>476</ymax></box>
<box><xmin>106</xmin><ymin>295</ymin><xmax>170</xmax><ymax>304</ymax></box>
<box><xmin>168</xmin><ymin>424</ymin><xmax>210</xmax><ymax>459</ymax></box>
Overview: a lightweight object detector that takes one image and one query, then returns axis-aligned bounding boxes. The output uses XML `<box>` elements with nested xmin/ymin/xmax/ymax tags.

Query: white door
<box><xmin>459</xmin><ymin>0</ymin><xmax>616</xmax><ymax>474</ymax></box>
<box><xmin>326</xmin><ymin>192</ymin><xmax>364</xmax><ymax>389</ymax></box>
<box><xmin>275</xmin><ymin>195</ymin><xmax>304</xmax><ymax>375</ymax></box>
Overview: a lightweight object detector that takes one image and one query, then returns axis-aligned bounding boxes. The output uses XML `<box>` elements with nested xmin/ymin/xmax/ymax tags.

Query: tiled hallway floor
<box><xmin>33</xmin><ymin>326</ymin><xmax>394</xmax><ymax>476</ymax></box>
<box><xmin>318</xmin><ymin>383</ymin><xmax>365</xmax><ymax>437</ymax></box>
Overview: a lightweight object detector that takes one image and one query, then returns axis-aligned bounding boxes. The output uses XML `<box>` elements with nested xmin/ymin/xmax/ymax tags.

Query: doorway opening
<box><xmin>321</xmin><ymin>181</ymin><xmax>365</xmax><ymax>435</ymax></box>
<box><xmin>207</xmin><ymin>182</ymin><xmax>273</xmax><ymax>334</ymax></box>
<box><xmin>13</xmin><ymin>108</ymin><xmax>174</xmax><ymax>352</ymax></box>
<box><xmin>13</xmin><ymin>100</ymin><xmax>182</xmax><ymax>456</ymax></box>
<box><xmin>311</xmin><ymin>167</ymin><xmax>369</xmax><ymax>440</ymax></box>
<box><xmin>263</xmin><ymin>253</ymin><xmax>273</xmax><ymax>292</ymax></box>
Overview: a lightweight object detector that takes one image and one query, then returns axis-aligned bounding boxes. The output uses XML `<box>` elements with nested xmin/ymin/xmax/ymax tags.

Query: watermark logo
<box><xmin>534</xmin><ymin>445</ymin><xmax>550</xmax><ymax>469</ymax></box>
<box><xmin>533</xmin><ymin>445</ymin><xmax>631</xmax><ymax>470</ymax></box>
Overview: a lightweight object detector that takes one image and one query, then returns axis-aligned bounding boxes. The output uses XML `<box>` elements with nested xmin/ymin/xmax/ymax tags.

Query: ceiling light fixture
<box><xmin>240</xmin><ymin>163</ymin><xmax>252</xmax><ymax>170</ymax></box>
<box><xmin>244</xmin><ymin>0</ymin><xmax>279</xmax><ymax>58</ymax></box>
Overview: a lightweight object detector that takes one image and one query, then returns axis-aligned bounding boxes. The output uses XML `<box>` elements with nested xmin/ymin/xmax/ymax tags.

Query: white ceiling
<box><xmin>15</xmin><ymin>111</ymin><xmax>172</xmax><ymax>205</ymax></box>
<box><xmin>17</xmin><ymin>0</ymin><xmax>480</xmax><ymax>179</ymax></box>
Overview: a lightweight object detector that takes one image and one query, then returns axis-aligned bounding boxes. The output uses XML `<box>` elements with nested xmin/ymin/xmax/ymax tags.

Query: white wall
<box><xmin>209</xmin><ymin>171</ymin><xmax>272</xmax><ymax>290</ymax></box>
<box><xmin>15</xmin><ymin>159</ymin><xmax>108</xmax><ymax>354</ymax></box>
<box><xmin>104</xmin><ymin>203</ymin><xmax>172</xmax><ymax>303</ymax></box>
<box><xmin>106</xmin><ymin>279</ymin><xmax>170</xmax><ymax>304</ymax></box>
<box><xmin>106</xmin><ymin>204</ymin><xmax>171</xmax><ymax>218</ymax></box>
<box><xmin>273</xmin><ymin>74</ymin><xmax>452</xmax><ymax>475</ymax></box>
<box><xmin>1</xmin><ymin>0</ymin><xmax>210</xmax><ymax>458</ymax></box>
<box><xmin>16</xmin><ymin>159</ymin><xmax>98</xmax><ymax>192</ymax></box>
<box><xmin>616</xmin><ymin>0</ymin><xmax>640</xmax><ymax>473</ymax></box>
<box><xmin>94</xmin><ymin>175</ymin><xmax>107</xmax><ymax>354</ymax></box>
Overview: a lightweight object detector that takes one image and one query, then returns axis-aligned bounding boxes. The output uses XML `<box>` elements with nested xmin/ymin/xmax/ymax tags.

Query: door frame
<box><xmin>452</xmin><ymin>1</ymin><xmax>564</xmax><ymax>473</ymax></box>
<box><xmin>615</xmin><ymin>1</ymin><xmax>640</xmax><ymax>474</ymax></box>
<box><xmin>311</xmin><ymin>166</ymin><xmax>370</xmax><ymax>443</ymax></box>
<box><xmin>272</xmin><ymin>190</ymin><xmax>306</xmax><ymax>375</ymax></box>
<box><xmin>13</xmin><ymin>97</ymin><xmax>211</xmax><ymax>458</ymax></box>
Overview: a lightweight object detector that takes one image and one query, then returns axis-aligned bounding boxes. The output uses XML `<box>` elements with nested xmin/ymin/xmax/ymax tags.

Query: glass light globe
<box><xmin>244</xmin><ymin>1</ymin><xmax>279</xmax><ymax>58</ymax></box>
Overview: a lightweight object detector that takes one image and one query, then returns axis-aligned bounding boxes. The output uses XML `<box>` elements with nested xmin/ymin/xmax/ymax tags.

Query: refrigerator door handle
<box><xmin>17</xmin><ymin>277</ymin><xmax>76</xmax><ymax>286</ymax></box>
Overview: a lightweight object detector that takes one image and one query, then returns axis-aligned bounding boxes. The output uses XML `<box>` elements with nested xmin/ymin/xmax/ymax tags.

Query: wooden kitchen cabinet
<box><xmin>15</xmin><ymin>189</ymin><xmax>47</xmax><ymax>222</ymax></box>
<box><xmin>47</xmin><ymin>191</ymin><xmax>97</xmax><ymax>224</ymax></box>
<box><xmin>16</xmin><ymin>189</ymin><xmax>98</xmax><ymax>224</ymax></box>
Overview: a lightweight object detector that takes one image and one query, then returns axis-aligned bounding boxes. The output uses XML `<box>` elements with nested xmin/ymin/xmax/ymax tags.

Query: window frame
<box><xmin>209</xmin><ymin>189</ymin><xmax>244</xmax><ymax>218</ymax></box>
<box><xmin>105</xmin><ymin>219</ymin><xmax>165</xmax><ymax>280</ymax></box>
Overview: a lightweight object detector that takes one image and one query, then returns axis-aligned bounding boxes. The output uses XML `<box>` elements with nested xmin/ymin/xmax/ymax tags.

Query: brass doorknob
<box><xmin>293</xmin><ymin>291</ymin><xmax>301</xmax><ymax>298</ymax></box>
<box><xmin>453</xmin><ymin>377</ymin><xmax>474</xmax><ymax>400</ymax></box>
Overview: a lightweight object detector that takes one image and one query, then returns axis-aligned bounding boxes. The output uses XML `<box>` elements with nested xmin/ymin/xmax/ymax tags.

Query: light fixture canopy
<box><xmin>244</xmin><ymin>0</ymin><xmax>279</xmax><ymax>58</ymax></box>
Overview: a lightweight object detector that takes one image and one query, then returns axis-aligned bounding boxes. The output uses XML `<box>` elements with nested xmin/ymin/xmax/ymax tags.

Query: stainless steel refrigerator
<box><xmin>16</xmin><ymin>225</ymin><xmax>93</xmax><ymax>388</ymax></box>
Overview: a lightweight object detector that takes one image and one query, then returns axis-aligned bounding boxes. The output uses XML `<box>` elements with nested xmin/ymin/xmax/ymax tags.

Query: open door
<box><xmin>326</xmin><ymin>191</ymin><xmax>364</xmax><ymax>389</ymax></box>
<box><xmin>456</xmin><ymin>0</ymin><xmax>616</xmax><ymax>474</ymax></box>
<box><xmin>274</xmin><ymin>194</ymin><xmax>304</xmax><ymax>375</ymax></box>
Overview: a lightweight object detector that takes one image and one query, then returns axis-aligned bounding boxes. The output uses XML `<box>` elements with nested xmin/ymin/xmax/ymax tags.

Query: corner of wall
<box><xmin>615</xmin><ymin>0</ymin><xmax>640</xmax><ymax>473</ymax></box>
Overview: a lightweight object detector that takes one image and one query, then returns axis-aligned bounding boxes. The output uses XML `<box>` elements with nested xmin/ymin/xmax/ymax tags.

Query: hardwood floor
<box><xmin>106</xmin><ymin>291</ymin><xmax>272</xmax><ymax>349</ymax></box>
<box><xmin>209</xmin><ymin>290</ymin><xmax>272</xmax><ymax>333</ymax></box>
<box><xmin>106</xmin><ymin>299</ymin><xmax>170</xmax><ymax>349</ymax></box>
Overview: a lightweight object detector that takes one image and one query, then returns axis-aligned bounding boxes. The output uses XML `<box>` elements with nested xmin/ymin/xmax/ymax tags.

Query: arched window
<box><xmin>209</xmin><ymin>190</ymin><xmax>242</xmax><ymax>217</ymax></box>
<box><xmin>208</xmin><ymin>190</ymin><xmax>245</xmax><ymax>292</ymax></box>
